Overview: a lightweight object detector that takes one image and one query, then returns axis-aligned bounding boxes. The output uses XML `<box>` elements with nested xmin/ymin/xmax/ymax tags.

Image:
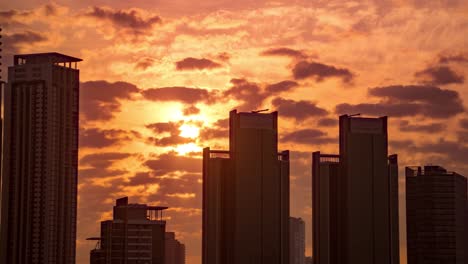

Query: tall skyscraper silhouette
<box><xmin>290</xmin><ymin>217</ymin><xmax>306</xmax><ymax>264</ymax></box>
<box><xmin>406</xmin><ymin>166</ymin><xmax>467</xmax><ymax>264</ymax></box>
<box><xmin>0</xmin><ymin>53</ymin><xmax>81</xmax><ymax>263</ymax></box>
<box><xmin>312</xmin><ymin>115</ymin><xmax>400</xmax><ymax>264</ymax></box>
<box><xmin>89</xmin><ymin>197</ymin><xmax>168</xmax><ymax>264</ymax></box>
<box><xmin>202</xmin><ymin>110</ymin><xmax>290</xmax><ymax>264</ymax></box>
<box><xmin>165</xmin><ymin>232</ymin><xmax>186</xmax><ymax>264</ymax></box>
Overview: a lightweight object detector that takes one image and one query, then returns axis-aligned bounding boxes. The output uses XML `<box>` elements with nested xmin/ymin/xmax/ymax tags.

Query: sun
<box><xmin>179</xmin><ymin>124</ymin><xmax>200</xmax><ymax>138</ymax></box>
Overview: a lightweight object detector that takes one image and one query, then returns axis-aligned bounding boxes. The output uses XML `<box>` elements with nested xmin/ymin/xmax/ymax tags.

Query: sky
<box><xmin>1</xmin><ymin>1</ymin><xmax>468</xmax><ymax>263</ymax></box>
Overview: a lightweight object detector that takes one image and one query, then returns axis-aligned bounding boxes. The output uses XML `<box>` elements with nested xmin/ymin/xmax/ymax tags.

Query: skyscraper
<box><xmin>290</xmin><ymin>217</ymin><xmax>305</xmax><ymax>264</ymax></box>
<box><xmin>0</xmin><ymin>53</ymin><xmax>81</xmax><ymax>263</ymax></box>
<box><xmin>89</xmin><ymin>197</ymin><xmax>168</xmax><ymax>264</ymax></box>
<box><xmin>312</xmin><ymin>115</ymin><xmax>400</xmax><ymax>264</ymax></box>
<box><xmin>165</xmin><ymin>232</ymin><xmax>186</xmax><ymax>264</ymax></box>
<box><xmin>202</xmin><ymin>110</ymin><xmax>290</xmax><ymax>264</ymax></box>
<box><xmin>406</xmin><ymin>166</ymin><xmax>467</xmax><ymax>264</ymax></box>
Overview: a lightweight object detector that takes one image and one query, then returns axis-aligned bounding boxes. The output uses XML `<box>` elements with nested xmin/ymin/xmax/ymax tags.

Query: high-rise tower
<box><xmin>0</xmin><ymin>53</ymin><xmax>81</xmax><ymax>263</ymax></box>
<box><xmin>312</xmin><ymin>115</ymin><xmax>400</xmax><ymax>264</ymax></box>
<box><xmin>406</xmin><ymin>166</ymin><xmax>467</xmax><ymax>264</ymax></box>
<box><xmin>202</xmin><ymin>110</ymin><xmax>290</xmax><ymax>264</ymax></box>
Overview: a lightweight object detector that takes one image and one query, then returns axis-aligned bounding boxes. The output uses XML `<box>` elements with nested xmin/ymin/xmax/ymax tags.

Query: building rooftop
<box><xmin>14</xmin><ymin>52</ymin><xmax>82</xmax><ymax>65</ymax></box>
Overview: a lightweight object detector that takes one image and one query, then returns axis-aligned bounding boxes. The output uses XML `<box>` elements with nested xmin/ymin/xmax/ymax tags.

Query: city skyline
<box><xmin>1</xmin><ymin>1</ymin><xmax>468</xmax><ymax>264</ymax></box>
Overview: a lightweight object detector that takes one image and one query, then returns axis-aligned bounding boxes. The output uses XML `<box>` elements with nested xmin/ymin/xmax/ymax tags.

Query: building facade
<box><xmin>0</xmin><ymin>53</ymin><xmax>81</xmax><ymax>263</ymax></box>
<box><xmin>290</xmin><ymin>217</ymin><xmax>305</xmax><ymax>264</ymax></box>
<box><xmin>165</xmin><ymin>232</ymin><xmax>185</xmax><ymax>264</ymax></box>
<box><xmin>406</xmin><ymin>166</ymin><xmax>467</xmax><ymax>264</ymax></box>
<box><xmin>312</xmin><ymin>115</ymin><xmax>400</xmax><ymax>264</ymax></box>
<box><xmin>89</xmin><ymin>197</ymin><xmax>168</xmax><ymax>264</ymax></box>
<box><xmin>202</xmin><ymin>110</ymin><xmax>290</xmax><ymax>264</ymax></box>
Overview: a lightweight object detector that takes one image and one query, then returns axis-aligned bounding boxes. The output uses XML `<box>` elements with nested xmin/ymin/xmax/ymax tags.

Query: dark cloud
<box><xmin>144</xmin><ymin>152</ymin><xmax>202</xmax><ymax>174</ymax></box>
<box><xmin>399</xmin><ymin>120</ymin><xmax>445</xmax><ymax>133</ymax></box>
<box><xmin>217</xmin><ymin>52</ymin><xmax>231</xmax><ymax>62</ymax></box>
<box><xmin>80</xmin><ymin>81</ymin><xmax>139</xmax><ymax>121</ymax></box>
<box><xmin>134</xmin><ymin>57</ymin><xmax>156</xmax><ymax>70</ymax></box>
<box><xmin>86</xmin><ymin>7</ymin><xmax>161</xmax><ymax>34</ymax></box>
<box><xmin>400</xmin><ymin>139</ymin><xmax>468</xmax><ymax>164</ymax></box>
<box><xmin>458</xmin><ymin>131</ymin><xmax>468</xmax><ymax>143</ymax></box>
<box><xmin>439</xmin><ymin>54</ymin><xmax>468</xmax><ymax>64</ymax></box>
<box><xmin>175</xmin><ymin>57</ymin><xmax>222</xmax><ymax>70</ymax></box>
<box><xmin>80</xmin><ymin>128</ymin><xmax>141</xmax><ymax>148</ymax></box>
<box><xmin>80</xmin><ymin>152</ymin><xmax>132</xmax><ymax>168</ymax></box>
<box><xmin>145</xmin><ymin>121</ymin><xmax>195</xmax><ymax>147</ymax></box>
<box><xmin>199</xmin><ymin>118</ymin><xmax>229</xmax><ymax>141</ymax></box>
<box><xmin>272</xmin><ymin>97</ymin><xmax>328</xmax><ymax>121</ymax></box>
<box><xmin>281</xmin><ymin>129</ymin><xmax>335</xmax><ymax>145</ymax></box>
<box><xmin>415</xmin><ymin>66</ymin><xmax>464</xmax><ymax>85</ymax></box>
<box><xmin>223</xmin><ymin>78</ymin><xmax>265</xmax><ymax>111</ymax></box>
<box><xmin>142</xmin><ymin>87</ymin><xmax>216</xmax><ymax>104</ymax></box>
<box><xmin>79</xmin><ymin>152</ymin><xmax>132</xmax><ymax>181</ymax></box>
<box><xmin>0</xmin><ymin>10</ymin><xmax>32</xmax><ymax>19</ymax></box>
<box><xmin>292</xmin><ymin>61</ymin><xmax>354</xmax><ymax>83</ymax></box>
<box><xmin>265</xmin><ymin>80</ymin><xmax>299</xmax><ymax>94</ymax></box>
<box><xmin>261</xmin><ymin>47</ymin><xmax>307</xmax><ymax>59</ymax></box>
<box><xmin>337</xmin><ymin>85</ymin><xmax>465</xmax><ymax>119</ymax></box>
<box><xmin>183</xmin><ymin>105</ymin><xmax>200</xmax><ymax>115</ymax></box>
<box><xmin>146</xmin><ymin>122</ymin><xmax>180</xmax><ymax>134</ymax></box>
<box><xmin>147</xmin><ymin>135</ymin><xmax>194</xmax><ymax>146</ymax></box>
<box><xmin>5</xmin><ymin>31</ymin><xmax>47</xmax><ymax>50</ymax></box>
<box><xmin>460</xmin><ymin>119</ymin><xmax>468</xmax><ymax>130</ymax></box>
<box><xmin>317</xmin><ymin>117</ymin><xmax>338</xmax><ymax>127</ymax></box>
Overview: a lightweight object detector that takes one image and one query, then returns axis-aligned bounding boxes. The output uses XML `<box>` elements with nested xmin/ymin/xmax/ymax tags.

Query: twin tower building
<box><xmin>203</xmin><ymin>111</ymin><xmax>400</xmax><ymax>264</ymax></box>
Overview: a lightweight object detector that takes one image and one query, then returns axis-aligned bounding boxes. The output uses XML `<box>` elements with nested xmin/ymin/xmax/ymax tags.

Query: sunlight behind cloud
<box><xmin>175</xmin><ymin>143</ymin><xmax>202</xmax><ymax>155</ymax></box>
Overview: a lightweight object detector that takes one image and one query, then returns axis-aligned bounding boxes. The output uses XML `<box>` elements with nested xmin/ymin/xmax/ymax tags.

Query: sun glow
<box><xmin>179</xmin><ymin>124</ymin><xmax>200</xmax><ymax>138</ymax></box>
<box><xmin>175</xmin><ymin>143</ymin><xmax>202</xmax><ymax>155</ymax></box>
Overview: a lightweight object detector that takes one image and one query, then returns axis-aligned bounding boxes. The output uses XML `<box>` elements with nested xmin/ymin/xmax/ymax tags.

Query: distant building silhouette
<box><xmin>0</xmin><ymin>53</ymin><xmax>81</xmax><ymax>263</ymax></box>
<box><xmin>165</xmin><ymin>232</ymin><xmax>185</xmax><ymax>264</ymax></box>
<box><xmin>312</xmin><ymin>115</ymin><xmax>400</xmax><ymax>264</ymax></box>
<box><xmin>290</xmin><ymin>217</ymin><xmax>305</xmax><ymax>264</ymax></box>
<box><xmin>203</xmin><ymin>110</ymin><xmax>290</xmax><ymax>264</ymax></box>
<box><xmin>406</xmin><ymin>166</ymin><xmax>467</xmax><ymax>264</ymax></box>
<box><xmin>89</xmin><ymin>197</ymin><xmax>168</xmax><ymax>264</ymax></box>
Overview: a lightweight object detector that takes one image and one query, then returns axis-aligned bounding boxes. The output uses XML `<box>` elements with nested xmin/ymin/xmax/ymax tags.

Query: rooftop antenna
<box><xmin>349</xmin><ymin>113</ymin><xmax>361</xmax><ymax>117</ymax></box>
<box><xmin>251</xmin><ymin>108</ymin><xmax>269</xmax><ymax>113</ymax></box>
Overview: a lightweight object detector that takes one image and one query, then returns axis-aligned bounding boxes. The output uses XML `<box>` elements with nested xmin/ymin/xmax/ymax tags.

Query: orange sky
<box><xmin>1</xmin><ymin>1</ymin><xmax>468</xmax><ymax>263</ymax></box>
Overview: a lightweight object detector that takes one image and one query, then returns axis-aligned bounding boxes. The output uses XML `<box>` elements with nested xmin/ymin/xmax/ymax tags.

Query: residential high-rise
<box><xmin>290</xmin><ymin>217</ymin><xmax>305</xmax><ymax>264</ymax></box>
<box><xmin>0</xmin><ymin>53</ymin><xmax>81</xmax><ymax>263</ymax></box>
<box><xmin>89</xmin><ymin>197</ymin><xmax>168</xmax><ymax>264</ymax></box>
<box><xmin>202</xmin><ymin>110</ymin><xmax>290</xmax><ymax>264</ymax></box>
<box><xmin>165</xmin><ymin>232</ymin><xmax>185</xmax><ymax>264</ymax></box>
<box><xmin>406</xmin><ymin>166</ymin><xmax>467</xmax><ymax>264</ymax></box>
<box><xmin>312</xmin><ymin>115</ymin><xmax>400</xmax><ymax>264</ymax></box>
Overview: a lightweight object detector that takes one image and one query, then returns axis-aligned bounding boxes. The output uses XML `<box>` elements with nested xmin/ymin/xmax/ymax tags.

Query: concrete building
<box><xmin>165</xmin><ymin>232</ymin><xmax>185</xmax><ymax>264</ymax></box>
<box><xmin>202</xmin><ymin>110</ymin><xmax>290</xmax><ymax>264</ymax></box>
<box><xmin>406</xmin><ymin>166</ymin><xmax>467</xmax><ymax>264</ymax></box>
<box><xmin>290</xmin><ymin>217</ymin><xmax>305</xmax><ymax>264</ymax></box>
<box><xmin>89</xmin><ymin>197</ymin><xmax>168</xmax><ymax>264</ymax></box>
<box><xmin>312</xmin><ymin>115</ymin><xmax>400</xmax><ymax>264</ymax></box>
<box><xmin>0</xmin><ymin>53</ymin><xmax>81</xmax><ymax>263</ymax></box>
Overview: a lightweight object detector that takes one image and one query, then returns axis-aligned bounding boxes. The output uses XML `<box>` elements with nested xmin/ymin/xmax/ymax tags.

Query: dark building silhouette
<box><xmin>202</xmin><ymin>110</ymin><xmax>290</xmax><ymax>264</ymax></box>
<box><xmin>312</xmin><ymin>115</ymin><xmax>400</xmax><ymax>264</ymax></box>
<box><xmin>290</xmin><ymin>217</ymin><xmax>305</xmax><ymax>264</ymax></box>
<box><xmin>89</xmin><ymin>197</ymin><xmax>168</xmax><ymax>264</ymax></box>
<box><xmin>305</xmin><ymin>256</ymin><xmax>314</xmax><ymax>264</ymax></box>
<box><xmin>406</xmin><ymin>166</ymin><xmax>467</xmax><ymax>264</ymax></box>
<box><xmin>165</xmin><ymin>232</ymin><xmax>185</xmax><ymax>264</ymax></box>
<box><xmin>0</xmin><ymin>53</ymin><xmax>81</xmax><ymax>263</ymax></box>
